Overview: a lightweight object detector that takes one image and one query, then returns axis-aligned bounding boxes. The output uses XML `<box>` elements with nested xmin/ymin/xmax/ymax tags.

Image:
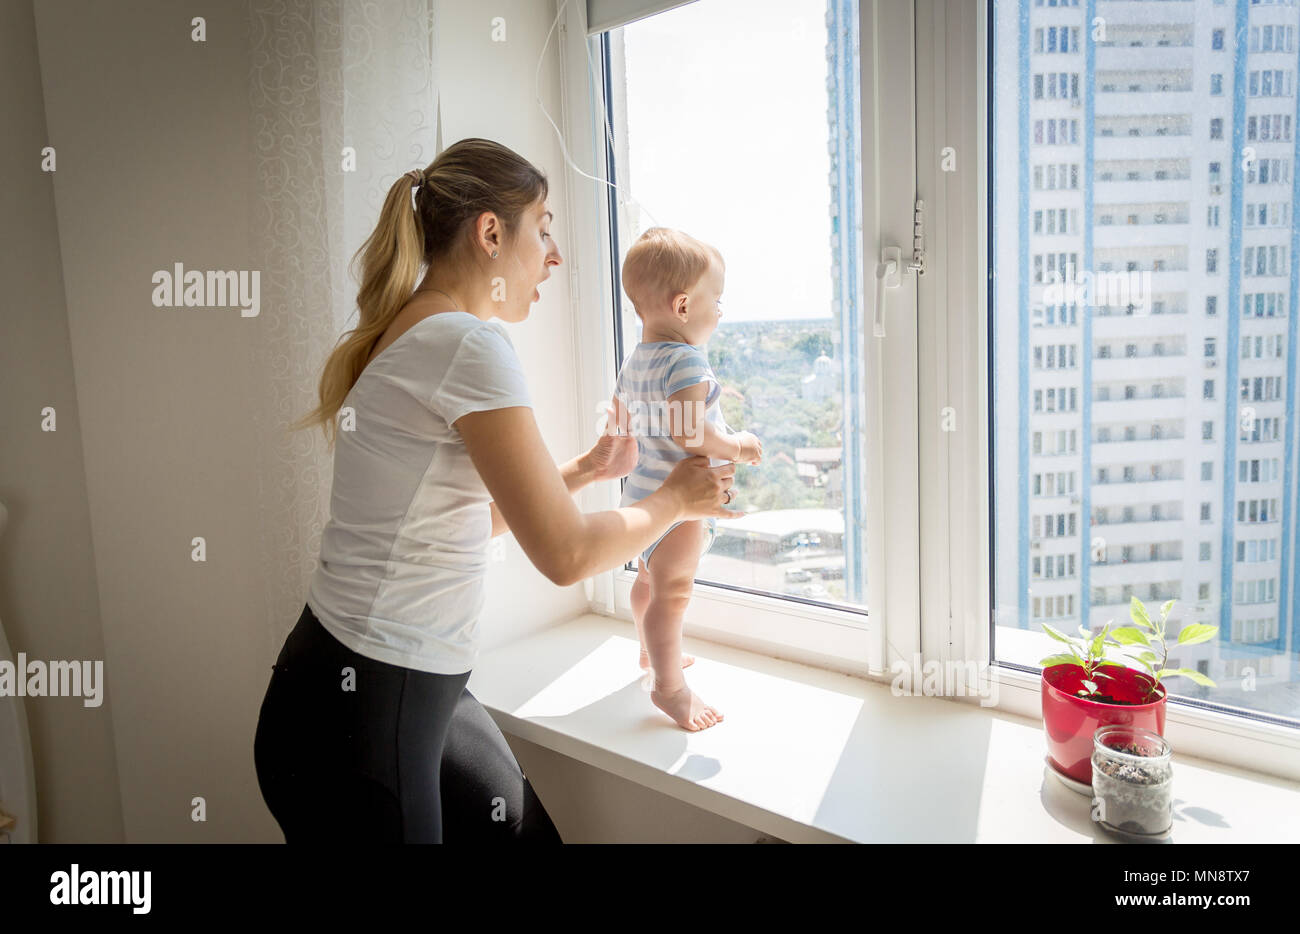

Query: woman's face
<box><xmin>498</xmin><ymin>198</ymin><xmax>563</xmax><ymax>323</ymax></box>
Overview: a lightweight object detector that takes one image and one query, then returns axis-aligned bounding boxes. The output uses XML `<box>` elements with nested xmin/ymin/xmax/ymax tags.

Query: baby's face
<box><xmin>682</xmin><ymin>256</ymin><xmax>725</xmax><ymax>345</ymax></box>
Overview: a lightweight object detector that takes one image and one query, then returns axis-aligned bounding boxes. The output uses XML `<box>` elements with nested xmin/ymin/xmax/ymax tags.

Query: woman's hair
<box><xmin>294</xmin><ymin>137</ymin><xmax>548</xmax><ymax>445</ymax></box>
<box><xmin>621</xmin><ymin>227</ymin><xmax>723</xmax><ymax>317</ymax></box>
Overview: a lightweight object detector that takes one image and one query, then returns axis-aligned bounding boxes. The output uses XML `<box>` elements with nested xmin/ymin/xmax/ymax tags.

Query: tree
<box><xmin>792</xmin><ymin>330</ymin><xmax>833</xmax><ymax>363</ymax></box>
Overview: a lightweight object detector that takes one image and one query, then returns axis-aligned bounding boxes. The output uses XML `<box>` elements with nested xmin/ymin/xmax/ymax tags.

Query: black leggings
<box><xmin>253</xmin><ymin>603</ymin><xmax>562</xmax><ymax>843</ymax></box>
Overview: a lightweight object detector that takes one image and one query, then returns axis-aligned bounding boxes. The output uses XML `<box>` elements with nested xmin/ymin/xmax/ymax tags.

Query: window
<box><xmin>992</xmin><ymin>0</ymin><xmax>1299</xmax><ymax>726</ymax></box>
<box><xmin>595</xmin><ymin>0</ymin><xmax>886</xmax><ymax>661</ymax></box>
<box><xmin>573</xmin><ymin>0</ymin><xmax>1300</xmax><ymax>765</ymax></box>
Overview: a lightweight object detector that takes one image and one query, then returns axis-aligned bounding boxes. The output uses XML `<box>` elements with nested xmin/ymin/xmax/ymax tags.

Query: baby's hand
<box><xmin>733</xmin><ymin>431</ymin><xmax>763</xmax><ymax>465</ymax></box>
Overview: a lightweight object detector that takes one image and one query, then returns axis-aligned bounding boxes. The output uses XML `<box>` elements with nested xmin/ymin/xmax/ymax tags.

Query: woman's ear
<box><xmin>476</xmin><ymin>210</ymin><xmax>503</xmax><ymax>257</ymax></box>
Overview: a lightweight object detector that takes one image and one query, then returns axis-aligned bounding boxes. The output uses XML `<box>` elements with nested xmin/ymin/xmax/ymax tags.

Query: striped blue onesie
<box><xmin>614</xmin><ymin>341</ymin><xmax>731</xmax><ymax>567</ymax></box>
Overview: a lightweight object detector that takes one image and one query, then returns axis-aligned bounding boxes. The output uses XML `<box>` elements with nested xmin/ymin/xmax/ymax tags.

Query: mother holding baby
<box><xmin>252</xmin><ymin>138</ymin><xmax>754</xmax><ymax>843</ymax></box>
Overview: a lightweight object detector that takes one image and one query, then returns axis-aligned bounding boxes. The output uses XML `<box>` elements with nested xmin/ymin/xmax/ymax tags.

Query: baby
<box><xmin>608</xmin><ymin>228</ymin><xmax>762</xmax><ymax>732</ymax></box>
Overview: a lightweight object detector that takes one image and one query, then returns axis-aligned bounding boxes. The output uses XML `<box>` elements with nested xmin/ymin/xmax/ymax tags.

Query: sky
<box><xmin>621</xmin><ymin>0</ymin><xmax>837</xmax><ymax>322</ymax></box>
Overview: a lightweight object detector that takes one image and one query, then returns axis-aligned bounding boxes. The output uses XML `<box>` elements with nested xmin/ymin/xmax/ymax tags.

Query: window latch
<box><xmin>909</xmin><ymin>198</ymin><xmax>926</xmax><ymax>276</ymax></box>
<box><xmin>874</xmin><ymin>247</ymin><xmax>901</xmax><ymax>338</ymax></box>
<box><xmin>874</xmin><ymin>199</ymin><xmax>926</xmax><ymax>339</ymax></box>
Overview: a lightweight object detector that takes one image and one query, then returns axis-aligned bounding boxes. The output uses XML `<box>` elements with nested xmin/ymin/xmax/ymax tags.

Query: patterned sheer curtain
<box><xmin>246</xmin><ymin>0</ymin><xmax>439</xmax><ymax>650</ymax></box>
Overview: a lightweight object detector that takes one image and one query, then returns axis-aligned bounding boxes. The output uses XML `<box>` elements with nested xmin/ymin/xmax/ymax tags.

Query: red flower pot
<box><xmin>1041</xmin><ymin>665</ymin><xmax>1167</xmax><ymax>785</ymax></box>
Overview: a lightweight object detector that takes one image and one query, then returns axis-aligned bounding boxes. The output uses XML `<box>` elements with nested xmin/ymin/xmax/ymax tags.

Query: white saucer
<box><xmin>1097</xmin><ymin>819</ymin><xmax>1172</xmax><ymax>843</ymax></box>
<box><xmin>1044</xmin><ymin>755</ymin><xmax>1094</xmax><ymax>796</ymax></box>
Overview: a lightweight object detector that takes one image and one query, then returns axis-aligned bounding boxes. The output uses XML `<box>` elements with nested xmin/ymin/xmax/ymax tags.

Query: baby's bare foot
<box><xmin>639</xmin><ymin>648</ymin><xmax>695</xmax><ymax>670</ymax></box>
<box><xmin>650</xmin><ymin>682</ymin><xmax>723</xmax><ymax>731</ymax></box>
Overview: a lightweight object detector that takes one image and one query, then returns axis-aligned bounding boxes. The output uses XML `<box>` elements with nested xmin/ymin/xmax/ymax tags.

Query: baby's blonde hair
<box><xmin>621</xmin><ymin>227</ymin><xmax>723</xmax><ymax>316</ymax></box>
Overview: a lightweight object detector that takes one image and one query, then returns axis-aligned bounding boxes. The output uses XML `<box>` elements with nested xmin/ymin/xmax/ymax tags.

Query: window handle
<box><xmin>874</xmin><ymin>246</ymin><xmax>901</xmax><ymax>337</ymax></box>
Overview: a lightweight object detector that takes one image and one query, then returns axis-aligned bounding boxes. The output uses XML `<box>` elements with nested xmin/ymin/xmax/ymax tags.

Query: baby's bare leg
<box><xmin>643</xmin><ymin>521</ymin><xmax>723</xmax><ymax>731</ymax></box>
<box><xmin>631</xmin><ymin>559</ymin><xmax>651</xmax><ymax>655</ymax></box>
<box><xmin>634</xmin><ymin>558</ymin><xmax>695</xmax><ymax>670</ymax></box>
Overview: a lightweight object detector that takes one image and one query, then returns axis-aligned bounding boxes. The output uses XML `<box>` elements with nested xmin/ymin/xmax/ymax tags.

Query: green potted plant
<box><xmin>1040</xmin><ymin>597</ymin><xmax>1217</xmax><ymax>785</ymax></box>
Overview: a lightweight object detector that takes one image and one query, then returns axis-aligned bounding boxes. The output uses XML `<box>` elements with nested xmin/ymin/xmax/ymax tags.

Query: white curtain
<box><xmin>246</xmin><ymin>0</ymin><xmax>440</xmax><ymax>649</ymax></box>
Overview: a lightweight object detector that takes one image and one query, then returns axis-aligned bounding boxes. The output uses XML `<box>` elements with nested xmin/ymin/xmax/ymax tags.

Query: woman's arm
<box><xmin>486</xmin><ymin>452</ymin><xmax>597</xmax><ymax>537</ymax></box>
<box><xmin>486</xmin><ymin>403</ymin><xmax>637</xmax><ymax>536</ymax></box>
<box><xmin>456</xmin><ymin>405</ymin><xmax>735</xmax><ymax>586</ymax></box>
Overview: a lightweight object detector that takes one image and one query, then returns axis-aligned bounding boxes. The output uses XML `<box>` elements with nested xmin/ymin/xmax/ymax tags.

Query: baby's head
<box><xmin>621</xmin><ymin>227</ymin><xmax>724</xmax><ymax>345</ymax></box>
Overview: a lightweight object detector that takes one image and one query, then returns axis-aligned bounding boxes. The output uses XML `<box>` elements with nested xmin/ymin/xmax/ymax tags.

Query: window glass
<box><xmin>993</xmin><ymin>0</ymin><xmax>1299</xmax><ymax>720</ymax></box>
<box><xmin>607</xmin><ymin>0</ymin><xmax>866</xmax><ymax>610</ymax></box>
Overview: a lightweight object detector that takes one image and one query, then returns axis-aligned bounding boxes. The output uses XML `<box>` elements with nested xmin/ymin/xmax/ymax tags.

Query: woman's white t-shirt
<box><xmin>307</xmin><ymin>310</ymin><xmax>532</xmax><ymax>675</ymax></box>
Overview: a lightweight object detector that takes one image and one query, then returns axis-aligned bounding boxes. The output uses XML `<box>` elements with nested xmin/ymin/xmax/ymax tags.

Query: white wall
<box><xmin>433</xmin><ymin>0</ymin><xmax>594</xmax><ymax>650</ymax></box>
<box><xmin>12</xmin><ymin>0</ymin><xmax>763</xmax><ymax>843</ymax></box>
<box><xmin>30</xmin><ymin>0</ymin><xmax>275</xmax><ymax>843</ymax></box>
<box><xmin>0</xmin><ymin>0</ymin><xmax>125</xmax><ymax>843</ymax></box>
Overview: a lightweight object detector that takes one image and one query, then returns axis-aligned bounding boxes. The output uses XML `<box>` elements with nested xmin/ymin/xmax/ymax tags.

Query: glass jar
<box><xmin>1091</xmin><ymin>725</ymin><xmax>1173</xmax><ymax>836</ymax></box>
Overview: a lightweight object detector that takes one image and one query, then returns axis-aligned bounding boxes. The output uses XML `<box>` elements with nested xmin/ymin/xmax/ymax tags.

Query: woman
<box><xmin>252</xmin><ymin>138</ymin><xmax>737</xmax><ymax>843</ymax></box>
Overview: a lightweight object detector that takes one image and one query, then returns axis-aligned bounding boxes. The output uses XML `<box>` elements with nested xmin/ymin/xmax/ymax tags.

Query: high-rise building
<box><xmin>996</xmin><ymin>0</ymin><xmax>1299</xmax><ymax>717</ymax></box>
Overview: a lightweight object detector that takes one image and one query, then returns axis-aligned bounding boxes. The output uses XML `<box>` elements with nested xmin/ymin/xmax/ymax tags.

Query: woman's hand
<box><xmin>584</xmin><ymin>426</ymin><xmax>639</xmax><ymax>482</ymax></box>
<box><xmin>661</xmin><ymin>455</ymin><xmax>742</xmax><ymax>520</ymax></box>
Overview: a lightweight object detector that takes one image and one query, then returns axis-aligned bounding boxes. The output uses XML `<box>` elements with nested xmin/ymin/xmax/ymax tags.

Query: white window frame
<box><xmin>557</xmin><ymin>0</ymin><xmax>1300</xmax><ymax>778</ymax></box>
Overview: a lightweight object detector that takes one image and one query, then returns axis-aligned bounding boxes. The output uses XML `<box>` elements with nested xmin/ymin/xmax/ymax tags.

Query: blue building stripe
<box><xmin>1017</xmin><ymin>0</ymin><xmax>1030</xmax><ymax>629</ymax></box>
<box><xmin>828</xmin><ymin>0</ymin><xmax>864</xmax><ymax>607</ymax></box>
<box><xmin>1285</xmin><ymin>15</ymin><xmax>1300</xmax><ymax>674</ymax></box>
<box><xmin>1081</xmin><ymin>0</ymin><xmax>1095</xmax><ymax>632</ymax></box>
<box><xmin>1219</xmin><ymin>0</ymin><xmax>1249</xmax><ymax>643</ymax></box>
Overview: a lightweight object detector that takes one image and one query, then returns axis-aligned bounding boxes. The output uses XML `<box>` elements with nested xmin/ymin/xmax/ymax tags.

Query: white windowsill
<box><xmin>467</xmin><ymin>612</ymin><xmax>1300</xmax><ymax>844</ymax></box>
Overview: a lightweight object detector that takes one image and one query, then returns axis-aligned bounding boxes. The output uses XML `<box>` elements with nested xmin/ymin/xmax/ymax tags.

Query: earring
<box><xmin>491</xmin><ymin>250</ymin><xmax>498</xmax><ymax>259</ymax></box>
